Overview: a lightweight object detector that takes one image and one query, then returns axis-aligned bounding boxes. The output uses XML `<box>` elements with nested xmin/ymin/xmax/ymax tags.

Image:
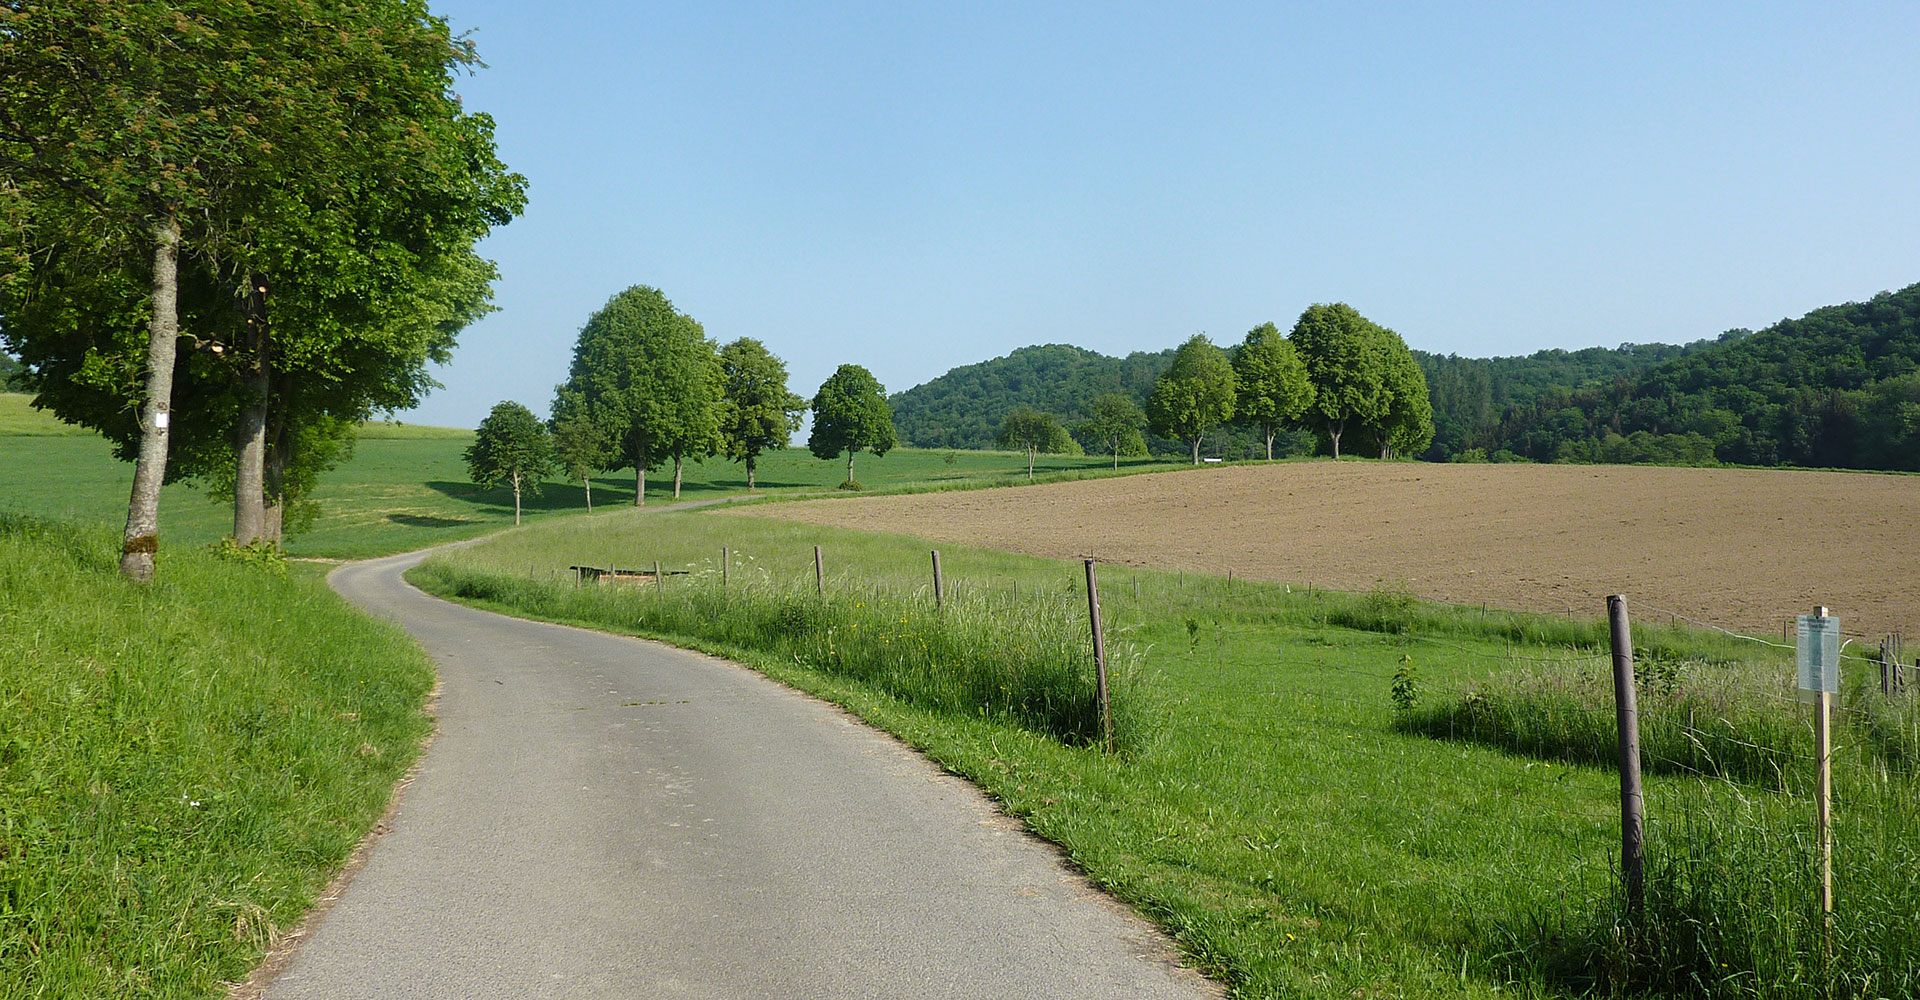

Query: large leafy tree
<box><xmin>1367</xmin><ymin>337</ymin><xmax>1435</xmax><ymax>459</ymax></box>
<box><xmin>465</xmin><ymin>400</ymin><xmax>554</xmax><ymax>525</ymax></box>
<box><xmin>1075</xmin><ymin>392</ymin><xmax>1147</xmax><ymax>468</ymax></box>
<box><xmin>1147</xmin><ymin>334</ymin><xmax>1236</xmax><ymax>464</ymax></box>
<box><xmin>0</xmin><ymin>1</ymin><xmax>311</xmax><ymax>578</ymax></box>
<box><xmin>555</xmin><ymin>286</ymin><xmax>719</xmax><ymax>505</ymax></box>
<box><xmin>808</xmin><ymin>364</ymin><xmax>896</xmax><ymax>487</ymax></box>
<box><xmin>1233</xmin><ymin>322</ymin><xmax>1315</xmax><ymax>460</ymax></box>
<box><xmin>717</xmin><ymin>337</ymin><xmax>805</xmax><ymax>490</ymax></box>
<box><xmin>1288</xmin><ymin>303</ymin><xmax>1393</xmax><ymax>459</ymax></box>
<box><xmin>0</xmin><ymin>0</ymin><xmax>523</xmax><ymax>566</ymax></box>
<box><xmin>995</xmin><ymin>405</ymin><xmax>1076</xmax><ymax>478</ymax></box>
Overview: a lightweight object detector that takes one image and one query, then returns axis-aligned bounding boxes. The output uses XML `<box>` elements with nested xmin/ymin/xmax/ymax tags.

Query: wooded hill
<box><xmin>891</xmin><ymin>282</ymin><xmax>1920</xmax><ymax>470</ymax></box>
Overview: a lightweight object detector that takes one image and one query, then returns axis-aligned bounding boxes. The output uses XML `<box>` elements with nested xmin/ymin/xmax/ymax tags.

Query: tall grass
<box><xmin>409</xmin><ymin>558</ymin><xmax>1152</xmax><ymax>749</ymax></box>
<box><xmin>1387</xmin><ymin>623</ymin><xmax>1920</xmax><ymax>997</ymax></box>
<box><xmin>0</xmin><ymin>514</ymin><xmax>434</xmax><ymax>998</ymax></box>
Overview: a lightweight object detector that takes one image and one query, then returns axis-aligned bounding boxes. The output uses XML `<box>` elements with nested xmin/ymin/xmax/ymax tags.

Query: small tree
<box><xmin>549</xmin><ymin>406</ymin><xmax>613</xmax><ymax>511</ymax></box>
<box><xmin>1148</xmin><ymin>334</ymin><xmax>1237</xmax><ymax>464</ymax></box>
<box><xmin>1233</xmin><ymin>322</ymin><xmax>1316</xmax><ymax>460</ymax></box>
<box><xmin>1076</xmin><ymin>393</ymin><xmax>1147</xmax><ymax>469</ymax></box>
<box><xmin>996</xmin><ymin>406</ymin><xmax>1075</xmax><ymax>478</ymax></box>
<box><xmin>718</xmin><ymin>338</ymin><xmax>806</xmax><ymax>490</ymax></box>
<box><xmin>465</xmin><ymin>401</ymin><xmax>554</xmax><ymax>525</ymax></box>
<box><xmin>808</xmin><ymin>364</ymin><xmax>896</xmax><ymax>488</ymax></box>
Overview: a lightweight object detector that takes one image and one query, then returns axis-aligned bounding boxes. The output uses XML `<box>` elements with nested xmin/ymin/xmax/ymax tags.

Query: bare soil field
<box><xmin>734</xmin><ymin>461</ymin><xmax>1920</xmax><ymax>638</ymax></box>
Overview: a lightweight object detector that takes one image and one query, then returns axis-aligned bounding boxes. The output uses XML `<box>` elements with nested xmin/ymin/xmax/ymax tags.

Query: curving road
<box><xmin>258</xmin><ymin>547</ymin><xmax>1217</xmax><ymax>999</ymax></box>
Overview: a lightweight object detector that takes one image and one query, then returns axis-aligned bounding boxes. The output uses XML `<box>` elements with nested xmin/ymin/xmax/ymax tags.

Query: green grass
<box><xmin>0</xmin><ymin>514</ymin><xmax>436</xmax><ymax>998</ymax></box>
<box><xmin>0</xmin><ymin>392</ymin><xmax>1188</xmax><ymax>558</ymax></box>
<box><xmin>413</xmin><ymin>507</ymin><xmax>1920</xmax><ymax>999</ymax></box>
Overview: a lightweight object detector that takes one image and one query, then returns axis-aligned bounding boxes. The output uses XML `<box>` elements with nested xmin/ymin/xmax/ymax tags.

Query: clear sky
<box><xmin>404</xmin><ymin>1</ymin><xmax>1920</xmax><ymax>429</ymax></box>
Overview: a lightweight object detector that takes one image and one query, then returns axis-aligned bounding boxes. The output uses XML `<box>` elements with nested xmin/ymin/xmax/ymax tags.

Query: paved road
<box><xmin>261</xmin><ymin>547</ymin><xmax>1217</xmax><ymax>999</ymax></box>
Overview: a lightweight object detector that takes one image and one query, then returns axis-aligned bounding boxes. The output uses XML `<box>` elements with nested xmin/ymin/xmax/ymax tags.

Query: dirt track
<box><xmin>737</xmin><ymin>462</ymin><xmax>1920</xmax><ymax>638</ymax></box>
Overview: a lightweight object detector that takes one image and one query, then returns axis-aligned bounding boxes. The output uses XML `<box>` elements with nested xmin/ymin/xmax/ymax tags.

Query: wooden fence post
<box><xmin>1883</xmin><ymin>636</ymin><xmax>1894</xmax><ymax>698</ymax></box>
<box><xmin>814</xmin><ymin>545</ymin><xmax>824</xmax><ymax>596</ymax></box>
<box><xmin>1607</xmin><ymin>594</ymin><xmax>1645</xmax><ymax>923</ymax></box>
<box><xmin>654</xmin><ymin>559</ymin><xmax>662</xmax><ymax>592</ymax></box>
<box><xmin>722</xmin><ymin>546</ymin><xmax>729</xmax><ymax>590</ymax></box>
<box><xmin>1085</xmin><ymin>559</ymin><xmax>1113</xmax><ymax>754</ymax></box>
<box><xmin>931</xmin><ymin>550</ymin><xmax>944</xmax><ymax>612</ymax></box>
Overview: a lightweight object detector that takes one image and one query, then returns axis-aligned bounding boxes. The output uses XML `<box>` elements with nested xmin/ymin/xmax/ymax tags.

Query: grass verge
<box><xmin>0</xmin><ymin>514</ymin><xmax>435</xmax><ymax>998</ymax></box>
<box><xmin>408</xmin><ymin>505</ymin><xmax>1916</xmax><ymax>998</ymax></box>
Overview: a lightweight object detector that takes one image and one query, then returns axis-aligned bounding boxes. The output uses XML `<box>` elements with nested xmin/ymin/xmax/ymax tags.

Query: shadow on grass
<box><xmin>385</xmin><ymin>513</ymin><xmax>484</xmax><ymax>528</ymax></box>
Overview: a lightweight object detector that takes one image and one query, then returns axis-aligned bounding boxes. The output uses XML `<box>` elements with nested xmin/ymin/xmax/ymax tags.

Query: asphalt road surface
<box><xmin>259</xmin><ymin>548</ymin><xmax>1218</xmax><ymax>999</ymax></box>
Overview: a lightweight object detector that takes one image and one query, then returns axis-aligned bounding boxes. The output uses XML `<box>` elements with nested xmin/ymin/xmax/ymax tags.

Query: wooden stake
<box><xmin>930</xmin><ymin>550</ymin><xmax>944</xmax><ymax>611</ymax></box>
<box><xmin>1085</xmin><ymin>559</ymin><xmax>1112</xmax><ymax>754</ymax></box>
<box><xmin>814</xmin><ymin>545</ymin><xmax>824</xmax><ymax>596</ymax></box>
<box><xmin>1607</xmin><ymin>594</ymin><xmax>1645</xmax><ymax>923</ymax></box>
<box><xmin>722</xmin><ymin>546</ymin><xmax>729</xmax><ymax>590</ymax></box>
<box><xmin>654</xmin><ymin>559</ymin><xmax>662</xmax><ymax>591</ymax></box>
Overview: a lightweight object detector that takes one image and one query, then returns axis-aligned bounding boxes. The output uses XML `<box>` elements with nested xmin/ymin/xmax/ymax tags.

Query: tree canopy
<box><xmin>1232</xmin><ymin>322</ymin><xmax>1315</xmax><ymax>459</ymax></box>
<box><xmin>553</xmin><ymin>286</ymin><xmax>718</xmax><ymax>504</ymax></box>
<box><xmin>465</xmin><ymin>400</ymin><xmax>553</xmax><ymax>525</ymax></box>
<box><xmin>1147</xmin><ymin>335</ymin><xmax>1236</xmax><ymax>464</ymax></box>
<box><xmin>995</xmin><ymin>405</ymin><xmax>1078</xmax><ymax>478</ymax></box>
<box><xmin>808</xmin><ymin>364</ymin><xmax>896</xmax><ymax>487</ymax></box>
<box><xmin>717</xmin><ymin>337</ymin><xmax>805</xmax><ymax>490</ymax></box>
<box><xmin>1075</xmin><ymin>392</ymin><xmax>1147</xmax><ymax>468</ymax></box>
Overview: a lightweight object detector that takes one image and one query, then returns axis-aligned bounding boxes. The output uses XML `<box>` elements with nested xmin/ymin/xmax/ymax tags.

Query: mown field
<box><xmin>415</xmin><ymin>505</ymin><xmax>1920</xmax><ymax>1000</ymax></box>
<box><xmin>0</xmin><ymin>392</ymin><xmax>1180</xmax><ymax>559</ymax></box>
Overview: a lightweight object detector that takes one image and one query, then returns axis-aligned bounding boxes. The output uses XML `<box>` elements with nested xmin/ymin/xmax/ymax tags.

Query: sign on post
<box><xmin>1797</xmin><ymin>613</ymin><xmax>1840</xmax><ymax>698</ymax></box>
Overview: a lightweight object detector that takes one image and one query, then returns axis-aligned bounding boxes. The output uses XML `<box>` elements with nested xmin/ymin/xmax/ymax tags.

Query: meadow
<box><xmin>0</xmin><ymin>392</ymin><xmax>1181</xmax><ymax>559</ymax></box>
<box><xmin>0</xmin><ymin>515</ymin><xmax>436</xmax><ymax>998</ymax></box>
<box><xmin>416</xmin><ymin>505</ymin><xmax>1920</xmax><ymax>999</ymax></box>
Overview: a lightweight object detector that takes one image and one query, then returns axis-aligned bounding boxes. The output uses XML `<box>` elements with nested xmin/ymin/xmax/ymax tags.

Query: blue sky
<box><xmin>406</xmin><ymin>1</ymin><xmax>1920</xmax><ymax>429</ymax></box>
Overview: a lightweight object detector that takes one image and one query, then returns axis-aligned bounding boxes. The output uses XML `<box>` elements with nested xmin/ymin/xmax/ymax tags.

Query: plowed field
<box><xmin>735</xmin><ymin>462</ymin><xmax>1920</xmax><ymax>637</ymax></box>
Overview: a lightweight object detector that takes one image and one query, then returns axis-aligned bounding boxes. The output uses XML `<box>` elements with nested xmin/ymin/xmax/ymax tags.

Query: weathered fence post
<box><xmin>1607</xmin><ymin>594</ymin><xmax>1645</xmax><ymax>923</ymax></box>
<box><xmin>1085</xmin><ymin>559</ymin><xmax>1113</xmax><ymax>754</ymax></box>
<box><xmin>654</xmin><ymin>559</ymin><xmax>662</xmax><ymax>592</ymax></box>
<box><xmin>722</xmin><ymin>546</ymin><xmax>729</xmax><ymax>590</ymax></box>
<box><xmin>814</xmin><ymin>545</ymin><xmax>824</xmax><ymax>596</ymax></box>
<box><xmin>930</xmin><ymin>550</ymin><xmax>944</xmax><ymax>612</ymax></box>
<box><xmin>1883</xmin><ymin>636</ymin><xmax>1895</xmax><ymax>698</ymax></box>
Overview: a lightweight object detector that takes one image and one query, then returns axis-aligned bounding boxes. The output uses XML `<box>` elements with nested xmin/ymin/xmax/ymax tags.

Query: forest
<box><xmin>891</xmin><ymin>283</ymin><xmax>1920</xmax><ymax>471</ymax></box>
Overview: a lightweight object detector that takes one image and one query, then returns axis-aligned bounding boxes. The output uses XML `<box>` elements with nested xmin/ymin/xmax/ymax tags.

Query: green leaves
<box><xmin>1233</xmin><ymin>322</ymin><xmax>1315</xmax><ymax>458</ymax></box>
<box><xmin>717</xmin><ymin>337</ymin><xmax>805</xmax><ymax>483</ymax></box>
<box><xmin>465</xmin><ymin>400</ymin><xmax>554</xmax><ymax>493</ymax></box>
<box><xmin>556</xmin><ymin>285</ymin><xmax>721</xmax><ymax>476</ymax></box>
<box><xmin>808</xmin><ymin>363</ymin><xmax>896</xmax><ymax>482</ymax></box>
<box><xmin>1147</xmin><ymin>334</ymin><xmax>1235</xmax><ymax>463</ymax></box>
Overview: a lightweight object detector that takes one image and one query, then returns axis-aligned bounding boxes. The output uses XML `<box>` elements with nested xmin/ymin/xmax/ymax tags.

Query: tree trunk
<box><xmin>673</xmin><ymin>454</ymin><xmax>683</xmax><ymax>498</ymax></box>
<box><xmin>1028</xmin><ymin>447</ymin><xmax>1036</xmax><ymax>478</ymax></box>
<box><xmin>1328</xmin><ymin>420</ymin><xmax>1344</xmax><ymax>459</ymax></box>
<box><xmin>1190</xmin><ymin>436</ymin><xmax>1201</xmax><ymax>465</ymax></box>
<box><xmin>120</xmin><ymin>215</ymin><xmax>181</xmax><ymax>582</ymax></box>
<box><xmin>746</xmin><ymin>456</ymin><xmax>757</xmax><ymax>490</ymax></box>
<box><xmin>1111</xmin><ymin>442</ymin><xmax>1118</xmax><ymax>470</ymax></box>
<box><xmin>635</xmin><ymin>464</ymin><xmax>645</xmax><ymax>506</ymax></box>
<box><xmin>845</xmin><ymin>450</ymin><xmax>855</xmax><ymax>485</ymax></box>
<box><xmin>512</xmin><ymin>469</ymin><xmax>522</xmax><ymax>525</ymax></box>
<box><xmin>1265</xmin><ymin>428</ymin><xmax>1275</xmax><ymax>461</ymax></box>
<box><xmin>233</xmin><ymin>273</ymin><xmax>270</xmax><ymax>545</ymax></box>
<box><xmin>583</xmin><ymin>473</ymin><xmax>592</xmax><ymax>512</ymax></box>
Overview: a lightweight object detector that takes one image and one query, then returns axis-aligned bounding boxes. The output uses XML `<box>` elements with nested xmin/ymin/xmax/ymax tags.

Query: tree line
<box><xmin>1418</xmin><ymin>283</ymin><xmax>1920</xmax><ymax>470</ymax></box>
<box><xmin>465</xmin><ymin>285</ymin><xmax>896</xmax><ymax>518</ymax></box>
<box><xmin>973</xmin><ymin>303</ymin><xmax>1434</xmax><ymax>469</ymax></box>
<box><xmin>0</xmin><ymin>1</ymin><xmax>525</xmax><ymax>580</ymax></box>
